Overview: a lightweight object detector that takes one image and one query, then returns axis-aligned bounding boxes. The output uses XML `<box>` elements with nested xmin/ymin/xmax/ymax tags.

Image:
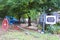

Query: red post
<box><xmin>2</xmin><ymin>18</ymin><xmax>9</xmax><ymax>31</ymax></box>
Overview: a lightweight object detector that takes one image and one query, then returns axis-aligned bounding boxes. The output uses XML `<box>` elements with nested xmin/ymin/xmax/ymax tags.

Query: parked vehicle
<box><xmin>5</xmin><ymin>16</ymin><xmax>20</xmax><ymax>25</ymax></box>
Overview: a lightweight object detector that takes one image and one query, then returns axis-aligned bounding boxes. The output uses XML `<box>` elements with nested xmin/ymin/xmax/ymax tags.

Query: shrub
<box><xmin>46</xmin><ymin>24</ymin><xmax>60</xmax><ymax>34</ymax></box>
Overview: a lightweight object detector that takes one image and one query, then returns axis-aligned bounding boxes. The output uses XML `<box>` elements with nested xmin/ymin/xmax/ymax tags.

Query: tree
<box><xmin>0</xmin><ymin>0</ymin><xmax>60</xmax><ymax>26</ymax></box>
<box><xmin>0</xmin><ymin>0</ymin><xmax>10</xmax><ymax>18</ymax></box>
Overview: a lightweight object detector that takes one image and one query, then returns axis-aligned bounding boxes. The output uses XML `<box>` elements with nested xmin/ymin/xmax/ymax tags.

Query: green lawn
<box><xmin>0</xmin><ymin>30</ymin><xmax>60</xmax><ymax>40</ymax></box>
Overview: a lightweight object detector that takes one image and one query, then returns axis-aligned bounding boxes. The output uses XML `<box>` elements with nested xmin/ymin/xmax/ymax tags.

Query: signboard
<box><xmin>57</xmin><ymin>14</ymin><xmax>60</xmax><ymax>22</ymax></box>
<box><xmin>2</xmin><ymin>18</ymin><xmax>9</xmax><ymax>31</ymax></box>
<box><xmin>46</xmin><ymin>15</ymin><xmax>56</xmax><ymax>24</ymax></box>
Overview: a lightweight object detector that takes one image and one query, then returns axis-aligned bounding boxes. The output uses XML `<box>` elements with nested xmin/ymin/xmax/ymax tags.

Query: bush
<box><xmin>46</xmin><ymin>25</ymin><xmax>60</xmax><ymax>34</ymax></box>
<box><xmin>37</xmin><ymin>24</ymin><xmax>42</xmax><ymax>30</ymax></box>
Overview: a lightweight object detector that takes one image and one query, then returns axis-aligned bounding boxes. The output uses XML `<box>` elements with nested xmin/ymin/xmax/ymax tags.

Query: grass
<box><xmin>0</xmin><ymin>30</ymin><xmax>60</xmax><ymax>40</ymax></box>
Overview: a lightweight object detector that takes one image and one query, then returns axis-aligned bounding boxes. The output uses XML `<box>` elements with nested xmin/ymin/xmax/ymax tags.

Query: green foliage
<box><xmin>46</xmin><ymin>25</ymin><xmax>60</xmax><ymax>34</ymax></box>
<box><xmin>0</xmin><ymin>0</ymin><xmax>7</xmax><ymax>4</ymax></box>
<box><xmin>28</xmin><ymin>9</ymin><xmax>38</xmax><ymax>20</ymax></box>
<box><xmin>37</xmin><ymin>25</ymin><xmax>42</xmax><ymax>30</ymax></box>
<box><xmin>0</xmin><ymin>5</ymin><xmax>4</xmax><ymax>10</ymax></box>
<box><xmin>0</xmin><ymin>0</ymin><xmax>60</xmax><ymax>18</ymax></box>
<box><xmin>51</xmin><ymin>0</ymin><xmax>60</xmax><ymax>8</ymax></box>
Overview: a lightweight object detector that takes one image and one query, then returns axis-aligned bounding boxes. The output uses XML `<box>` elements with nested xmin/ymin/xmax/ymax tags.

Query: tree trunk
<box><xmin>18</xmin><ymin>17</ymin><xmax>20</xmax><ymax>24</ymax></box>
<box><xmin>28</xmin><ymin>16</ymin><xmax>31</xmax><ymax>26</ymax></box>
